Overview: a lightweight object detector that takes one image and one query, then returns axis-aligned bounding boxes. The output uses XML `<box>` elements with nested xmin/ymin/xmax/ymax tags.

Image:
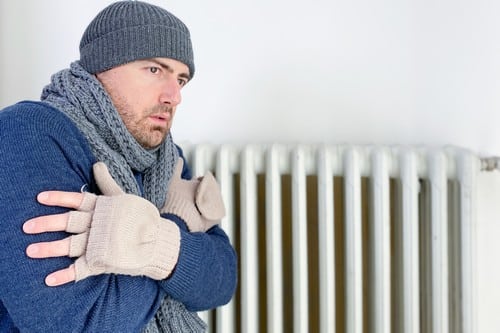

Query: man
<box><xmin>0</xmin><ymin>1</ymin><xmax>237</xmax><ymax>332</ymax></box>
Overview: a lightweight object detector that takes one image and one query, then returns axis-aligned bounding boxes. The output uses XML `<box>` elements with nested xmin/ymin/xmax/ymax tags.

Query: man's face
<box><xmin>96</xmin><ymin>58</ymin><xmax>190</xmax><ymax>149</ymax></box>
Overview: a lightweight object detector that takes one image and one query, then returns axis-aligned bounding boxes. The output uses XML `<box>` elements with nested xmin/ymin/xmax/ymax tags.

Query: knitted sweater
<box><xmin>0</xmin><ymin>101</ymin><xmax>237</xmax><ymax>332</ymax></box>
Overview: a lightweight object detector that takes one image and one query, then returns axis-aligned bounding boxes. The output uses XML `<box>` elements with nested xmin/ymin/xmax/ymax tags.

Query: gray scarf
<box><xmin>41</xmin><ymin>61</ymin><xmax>206</xmax><ymax>333</ymax></box>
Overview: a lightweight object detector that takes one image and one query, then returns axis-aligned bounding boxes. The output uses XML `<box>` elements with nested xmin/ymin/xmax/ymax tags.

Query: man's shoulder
<box><xmin>1</xmin><ymin>100</ymin><xmax>68</xmax><ymax>121</ymax></box>
<box><xmin>0</xmin><ymin>100</ymin><xmax>93</xmax><ymax>160</ymax></box>
<box><xmin>0</xmin><ymin>101</ymin><xmax>82</xmax><ymax>138</ymax></box>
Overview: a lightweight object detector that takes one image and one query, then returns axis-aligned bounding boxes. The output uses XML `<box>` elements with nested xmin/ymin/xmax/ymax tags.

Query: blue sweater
<box><xmin>0</xmin><ymin>101</ymin><xmax>237</xmax><ymax>332</ymax></box>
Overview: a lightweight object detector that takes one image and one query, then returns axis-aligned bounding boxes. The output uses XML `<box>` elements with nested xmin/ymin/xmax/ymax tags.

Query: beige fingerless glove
<box><xmin>161</xmin><ymin>158</ymin><xmax>225</xmax><ymax>232</ymax></box>
<box><xmin>67</xmin><ymin>162</ymin><xmax>180</xmax><ymax>281</ymax></box>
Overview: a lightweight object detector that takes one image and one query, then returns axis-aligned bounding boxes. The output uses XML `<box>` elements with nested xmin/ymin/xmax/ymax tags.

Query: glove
<box><xmin>67</xmin><ymin>162</ymin><xmax>181</xmax><ymax>281</ymax></box>
<box><xmin>161</xmin><ymin>158</ymin><xmax>225</xmax><ymax>232</ymax></box>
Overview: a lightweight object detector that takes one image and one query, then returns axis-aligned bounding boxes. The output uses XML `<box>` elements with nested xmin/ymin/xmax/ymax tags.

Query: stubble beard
<box><xmin>120</xmin><ymin>105</ymin><xmax>172</xmax><ymax>149</ymax></box>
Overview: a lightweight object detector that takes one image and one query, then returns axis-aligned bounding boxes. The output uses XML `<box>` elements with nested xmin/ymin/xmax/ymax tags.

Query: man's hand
<box><xmin>24</xmin><ymin>191</ymin><xmax>83</xmax><ymax>286</ymax></box>
<box><xmin>161</xmin><ymin>158</ymin><xmax>225</xmax><ymax>232</ymax></box>
<box><xmin>24</xmin><ymin>162</ymin><xmax>181</xmax><ymax>287</ymax></box>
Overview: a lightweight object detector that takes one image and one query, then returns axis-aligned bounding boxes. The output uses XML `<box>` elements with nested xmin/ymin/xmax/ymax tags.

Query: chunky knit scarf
<box><xmin>41</xmin><ymin>61</ymin><xmax>206</xmax><ymax>332</ymax></box>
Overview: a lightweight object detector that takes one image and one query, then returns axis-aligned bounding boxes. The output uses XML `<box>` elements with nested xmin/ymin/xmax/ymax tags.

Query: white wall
<box><xmin>1</xmin><ymin>0</ymin><xmax>499</xmax><ymax>330</ymax></box>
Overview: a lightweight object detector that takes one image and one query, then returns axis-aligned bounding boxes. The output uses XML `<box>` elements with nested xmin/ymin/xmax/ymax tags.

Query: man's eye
<box><xmin>149</xmin><ymin>67</ymin><xmax>159</xmax><ymax>74</ymax></box>
<box><xmin>178</xmin><ymin>78</ymin><xmax>187</xmax><ymax>87</ymax></box>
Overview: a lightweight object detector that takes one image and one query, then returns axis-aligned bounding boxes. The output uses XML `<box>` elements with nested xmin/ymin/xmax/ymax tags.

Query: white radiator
<box><xmin>181</xmin><ymin>143</ymin><xmax>480</xmax><ymax>333</ymax></box>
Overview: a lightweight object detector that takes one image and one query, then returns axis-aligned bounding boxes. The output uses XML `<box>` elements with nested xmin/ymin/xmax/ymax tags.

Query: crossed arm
<box><xmin>24</xmin><ymin>160</ymin><xmax>227</xmax><ymax>287</ymax></box>
<box><xmin>0</xmin><ymin>106</ymin><xmax>237</xmax><ymax>331</ymax></box>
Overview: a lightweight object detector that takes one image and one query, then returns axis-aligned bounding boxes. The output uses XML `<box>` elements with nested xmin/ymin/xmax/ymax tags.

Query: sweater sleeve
<box><xmin>161</xmin><ymin>218</ymin><xmax>238</xmax><ymax>311</ymax></box>
<box><xmin>159</xmin><ymin>148</ymin><xmax>238</xmax><ymax>311</ymax></box>
<box><xmin>0</xmin><ymin>102</ymin><xmax>163</xmax><ymax>332</ymax></box>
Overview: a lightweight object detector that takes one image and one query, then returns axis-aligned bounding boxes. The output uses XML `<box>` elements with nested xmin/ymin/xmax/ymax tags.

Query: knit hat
<box><xmin>79</xmin><ymin>0</ymin><xmax>194</xmax><ymax>77</ymax></box>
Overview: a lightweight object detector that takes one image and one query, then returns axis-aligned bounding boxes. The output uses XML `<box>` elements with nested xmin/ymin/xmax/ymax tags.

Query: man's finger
<box><xmin>37</xmin><ymin>191</ymin><xmax>85</xmax><ymax>209</ymax></box>
<box><xmin>23</xmin><ymin>213</ymin><xmax>69</xmax><ymax>234</ymax></box>
<box><xmin>45</xmin><ymin>264</ymin><xmax>76</xmax><ymax>287</ymax></box>
<box><xmin>26</xmin><ymin>238</ymin><xmax>70</xmax><ymax>258</ymax></box>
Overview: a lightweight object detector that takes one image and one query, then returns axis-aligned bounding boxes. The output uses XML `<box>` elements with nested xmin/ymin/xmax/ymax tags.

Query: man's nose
<box><xmin>159</xmin><ymin>79</ymin><xmax>182</xmax><ymax>106</ymax></box>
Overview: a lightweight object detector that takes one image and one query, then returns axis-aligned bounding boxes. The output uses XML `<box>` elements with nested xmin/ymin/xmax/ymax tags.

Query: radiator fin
<box><xmin>183</xmin><ymin>144</ymin><xmax>479</xmax><ymax>333</ymax></box>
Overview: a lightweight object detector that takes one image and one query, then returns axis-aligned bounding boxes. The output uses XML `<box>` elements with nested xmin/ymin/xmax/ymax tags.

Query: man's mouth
<box><xmin>147</xmin><ymin>117</ymin><xmax>165</xmax><ymax>128</ymax></box>
<box><xmin>149</xmin><ymin>112</ymin><xmax>171</xmax><ymax>124</ymax></box>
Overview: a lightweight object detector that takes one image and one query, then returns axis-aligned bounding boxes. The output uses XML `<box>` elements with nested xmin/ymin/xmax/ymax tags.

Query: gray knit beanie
<box><xmin>79</xmin><ymin>0</ymin><xmax>194</xmax><ymax>77</ymax></box>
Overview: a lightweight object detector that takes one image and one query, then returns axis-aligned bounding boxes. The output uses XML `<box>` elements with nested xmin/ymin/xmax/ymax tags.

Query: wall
<box><xmin>1</xmin><ymin>0</ymin><xmax>499</xmax><ymax>330</ymax></box>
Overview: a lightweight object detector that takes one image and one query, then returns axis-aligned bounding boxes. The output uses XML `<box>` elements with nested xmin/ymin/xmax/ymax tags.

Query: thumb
<box><xmin>93</xmin><ymin>162</ymin><xmax>124</xmax><ymax>195</ymax></box>
<box><xmin>173</xmin><ymin>158</ymin><xmax>184</xmax><ymax>179</ymax></box>
<box><xmin>196</xmin><ymin>171</ymin><xmax>226</xmax><ymax>220</ymax></box>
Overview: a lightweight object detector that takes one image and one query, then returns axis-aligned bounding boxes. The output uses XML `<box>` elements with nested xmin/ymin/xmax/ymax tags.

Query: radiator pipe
<box><xmin>480</xmin><ymin>157</ymin><xmax>500</xmax><ymax>171</ymax></box>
